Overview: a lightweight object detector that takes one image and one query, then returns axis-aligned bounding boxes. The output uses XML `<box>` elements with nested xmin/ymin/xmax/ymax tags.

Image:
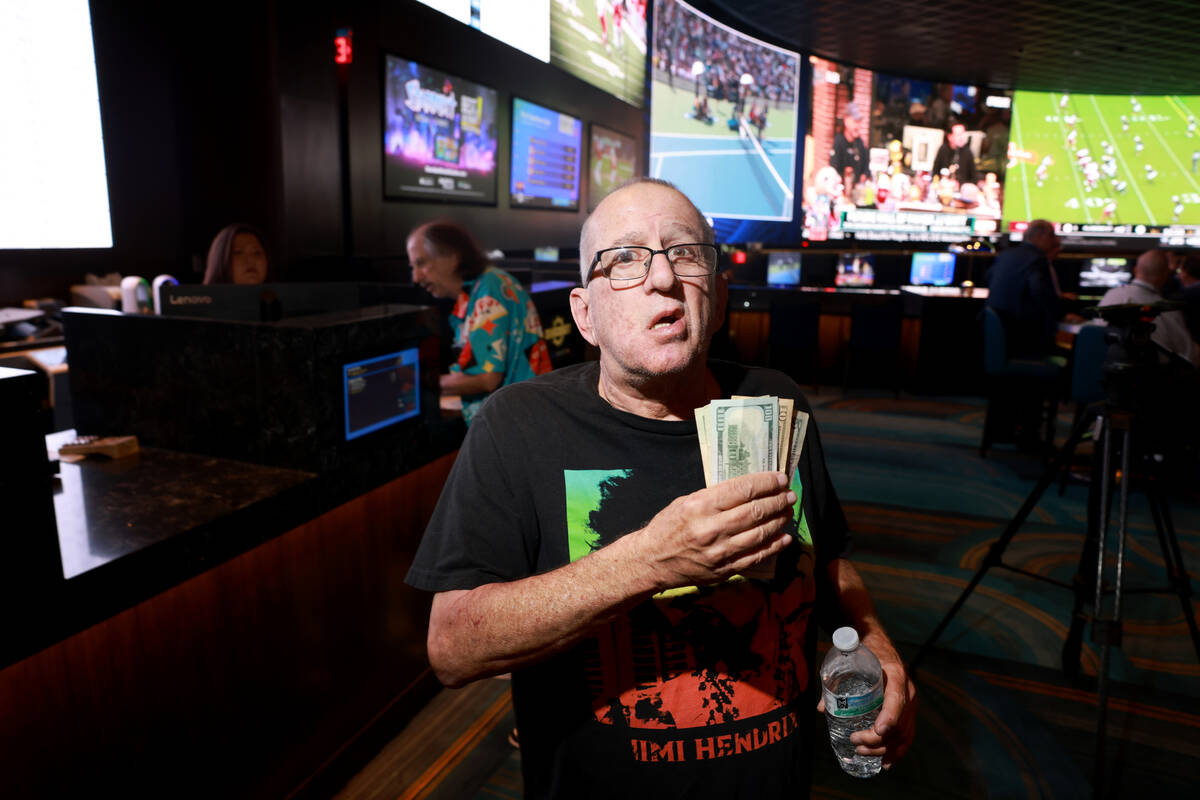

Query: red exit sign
<box><xmin>334</xmin><ymin>28</ymin><xmax>352</xmax><ymax>64</ymax></box>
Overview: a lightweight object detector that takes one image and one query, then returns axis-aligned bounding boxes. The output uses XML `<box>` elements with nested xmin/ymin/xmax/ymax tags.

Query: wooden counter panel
<box><xmin>0</xmin><ymin>451</ymin><xmax>457</xmax><ymax>799</ymax></box>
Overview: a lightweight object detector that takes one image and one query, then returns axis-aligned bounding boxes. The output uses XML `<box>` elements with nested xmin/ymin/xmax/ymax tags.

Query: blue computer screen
<box><xmin>766</xmin><ymin>252</ymin><xmax>802</xmax><ymax>286</ymax></box>
<box><xmin>510</xmin><ymin>97</ymin><xmax>582</xmax><ymax>210</ymax></box>
<box><xmin>909</xmin><ymin>252</ymin><xmax>957</xmax><ymax>286</ymax></box>
<box><xmin>344</xmin><ymin>348</ymin><xmax>421</xmax><ymax>441</ymax></box>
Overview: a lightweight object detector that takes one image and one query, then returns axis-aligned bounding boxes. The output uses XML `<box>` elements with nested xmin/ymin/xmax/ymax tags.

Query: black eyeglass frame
<box><xmin>584</xmin><ymin>242</ymin><xmax>719</xmax><ymax>287</ymax></box>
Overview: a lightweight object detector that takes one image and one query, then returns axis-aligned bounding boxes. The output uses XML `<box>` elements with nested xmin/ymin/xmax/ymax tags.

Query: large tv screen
<box><xmin>414</xmin><ymin>0</ymin><xmax>550</xmax><ymax>62</ymax></box>
<box><xmin>588</xmin><ymin>124</ymin><xmax>639</xmax><ymax>210</ymax></box>
<box><xmin>383</xmin><ymin>55</ymin><xmax>499</xmax><ymax>203</ymax></box>
<box><xmin>804</xmin><ymin>57</ymin><xmax>1012</xmax><ymax>243</ymax></box>
<box><xmin>650</xmin><ymin>0</ymin><xmax>800</xmax><ymax>223</ymax></box>
<box><xmin>415</xmin><ymin>0</ymin><xmax>647</xmax><ymax>108</ymax></box>
<box><xmin>1003</xmin><ymin>90</ymin><xmax>1200</xmax><ymax>246</ymax></box>
<box><xmin>510</xmin><ymin>97</ymin><xmax>583</xmax><ymax>210</ymax></box>
<box><xmin>551</xmin><ymin>1</ymin><xmax>647</xmax><ymax>108</ymax></box>
<box><xmin>2</xmin><ymin>0</ymin><xmax>112</xmax><ymax>249</ymax></box>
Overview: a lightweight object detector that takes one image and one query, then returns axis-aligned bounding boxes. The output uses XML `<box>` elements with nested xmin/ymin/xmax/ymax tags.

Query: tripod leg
<box><xmin>1064</xmin><ymin>414</ymin><xmax>1111</xmax><ymax>679</ymax></box>
<box><xmin>912</xmin><ymin>408</ymin><xmax>1094</xmax><ymax>671</ymax></box>
<box><xmin>1146</xmin><ymin>490</ymin><xmax>1200</xmax><ymax>664</ymax></box>
<box><xmin>1092</xmin><ymin>423</ymin><xmax>1132</xmax><ymax>800</ymax></box>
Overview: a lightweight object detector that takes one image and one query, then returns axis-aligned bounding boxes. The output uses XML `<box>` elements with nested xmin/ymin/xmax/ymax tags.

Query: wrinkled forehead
<box><xmin>585</xmin><ymin>185</ymin><xmax>706</xmax><ymax>252</ymax></box>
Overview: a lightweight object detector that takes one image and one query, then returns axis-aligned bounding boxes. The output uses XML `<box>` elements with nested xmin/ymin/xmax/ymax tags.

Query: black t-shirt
<box><xmin>407</xmin><ymin>361</ymin><xmax>851</xmax><ymax>799</ymax></box>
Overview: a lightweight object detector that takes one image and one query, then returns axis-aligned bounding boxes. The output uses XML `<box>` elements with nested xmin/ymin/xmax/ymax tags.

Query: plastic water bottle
<box><xmin>821</xmin><ymin>626</ymin><xmax>884</xmax><ymax>778</ymax></box>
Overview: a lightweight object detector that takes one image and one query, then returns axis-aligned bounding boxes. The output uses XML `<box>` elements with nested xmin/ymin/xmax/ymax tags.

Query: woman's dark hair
<box><xmin>412</xmin><ymin>219</ymin><xmax>490</xmax><ymax>280</ymax></box>
<box><xmin>203</xmin><ymin>223</ymin><xmax>270</xmax><ymax>285</ymax></box>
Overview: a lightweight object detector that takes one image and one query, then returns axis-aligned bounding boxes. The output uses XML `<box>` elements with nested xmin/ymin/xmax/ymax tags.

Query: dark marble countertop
<box><xmin>48</xmin><ymin>430</ymin><xmax>316</xmax><ymax>579</ymax></box>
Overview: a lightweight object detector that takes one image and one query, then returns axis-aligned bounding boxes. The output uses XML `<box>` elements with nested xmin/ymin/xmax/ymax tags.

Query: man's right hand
<box><xmin>629</xmin><ymin>471</ymin><xmax>796</xmax><ymax>591</ymax></box>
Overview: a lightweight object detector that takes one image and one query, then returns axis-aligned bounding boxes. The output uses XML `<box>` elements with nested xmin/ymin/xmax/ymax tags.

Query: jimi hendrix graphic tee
<box><xmin>407</xmin><ymin>361</ymin><xmax>850</xmax><ymax>799</ymax></box>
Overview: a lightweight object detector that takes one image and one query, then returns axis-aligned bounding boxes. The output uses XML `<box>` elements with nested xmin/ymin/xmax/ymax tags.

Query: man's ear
<box><xmin>569</xmin><ymin>287</ymin><xmax>599</xmax><ymax>347</ymax></box>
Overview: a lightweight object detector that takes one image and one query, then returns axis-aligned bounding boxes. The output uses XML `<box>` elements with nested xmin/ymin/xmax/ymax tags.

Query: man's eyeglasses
<box><xmin>586</xmin><ymin>243</ymin><xmax>719</xmax><ymax>286</ymax></box>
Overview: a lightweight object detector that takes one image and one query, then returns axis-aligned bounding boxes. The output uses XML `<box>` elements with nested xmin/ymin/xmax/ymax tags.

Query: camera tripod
<box><xmin>910</xmin><ymin>392</ymin><xmax>1200</xmax><ymax>798</ymax></box>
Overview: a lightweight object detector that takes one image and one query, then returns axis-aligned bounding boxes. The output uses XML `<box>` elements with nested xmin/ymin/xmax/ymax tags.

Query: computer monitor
<box><xmin>1079</xmin><ymin>257</ymin><xmax>1132</xmax><ymax>290</ymax></box>
<box><xmin>909</xmin><ymin>252</ymin><xmax>957</xmax><ymax>286</ymax></box>
<box><xmin>766</xmin><ymin>252</ymin><xmax>802</xmax><ymax>287</ymax></box>
<box><xmin>343</xmin><ymin>348</ymin><xmax>421</xmax><ymax>441</ymax></box>
<box><xmin>835</xmin><ymin>253</ymin><xmax>875</xmax><ymax>287</ymax></box>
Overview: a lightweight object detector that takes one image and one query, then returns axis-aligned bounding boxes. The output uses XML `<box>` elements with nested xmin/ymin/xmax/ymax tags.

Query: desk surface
<box><xmin>47</xmin><ymin>429</ymin><xmax>315</xmax><ymax>579</ymax></box>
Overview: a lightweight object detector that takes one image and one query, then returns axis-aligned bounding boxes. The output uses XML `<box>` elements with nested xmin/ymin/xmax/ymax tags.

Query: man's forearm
<box><xmin>440</xmin><ymin>370</ymin><xmax>503</xmax><ymax>396</ymax></box>
<box><xmin>427</xmin><ymin>472</ymin><xmax>796</xmax><ymax>687</ymax></box>
<box><xmin>428</xmin><ymin>532</ymin><xmax>660</xmax><ymax>687</ymax></box>
<box><xmin>825</xmin><ymin>558</ymin><xmax>901</xmax><ymax>663</ymax></box>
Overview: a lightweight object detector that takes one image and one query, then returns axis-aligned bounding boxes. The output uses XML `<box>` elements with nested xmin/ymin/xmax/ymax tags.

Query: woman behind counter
<box><xmin>406</xmin><ymin>220</ymin><xmax>553</xmax><ymax>425</ymax></box>
<box><xmin>203</xmin><ymin>223</ymin><xmax>271</xmax><ymax>285</ymax></box>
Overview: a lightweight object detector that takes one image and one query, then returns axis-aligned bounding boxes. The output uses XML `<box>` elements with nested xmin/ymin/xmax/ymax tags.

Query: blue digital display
<box><xmin>766</xmin><ymin>252</ymin><xmax>802</xmax><ymax>286</ymax></box>
<box><xmin>343</xmin><ymin>348</ymin><xmax>421</xmax><ymax>441</ymax></box>
<box><xmin>510</xmin><ymin>97</ymin><xmax>582</xmax><ymax>210</ymax></box>
<box><xmin>910</xmin><ymin>252</ymin><xmax>957</xmax><ymax>286</ymax></box>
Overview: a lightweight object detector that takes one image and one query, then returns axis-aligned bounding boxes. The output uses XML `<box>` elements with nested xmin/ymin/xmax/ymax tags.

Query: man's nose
<box><xmin>645</xmin><ymin>250</ymin><xmax>678</xmax><ymax>290</ymax></box>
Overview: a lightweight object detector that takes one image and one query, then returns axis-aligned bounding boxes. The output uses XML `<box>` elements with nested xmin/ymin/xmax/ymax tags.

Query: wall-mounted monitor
<box><xmin>650</xmin><ymin>0</ymin><xmax>800</xmax><ymax>224</ymax></box>
<box><xmin>1003</xmin><ymin>90</ymin><xmax>1200</xmax><ymax>248</ymax></box>
<box><xmin>766</xmin><ymin>252</ymin><xmax>802</xmax><ymax>287</ymax></box>
<box><xmin>803</xmin><ymin>57</ymin><xmax>1011</xmax><ymax>244</ymax></box>
<box><xmin>414</xmin><ymin>0</ymin><xmax>647</xmax><ymax>108</ymax></box>
<box><xmin>2</xmin><ymin>0</ymin><xmax>112</xmax><ymax>249</ymax></box>
<box><xmin>909</xmin><ymin>252</ymin><xmax>957</xmax><ymax>285</ymax></box>
<box><xmin>383</xmin><ymin>55</ymin><xmax>499</xmax><ymax>204</ymax></box>
<box><xmin>344</xmin><ymin>348</ymin><xmax>421</xmax><ymax>441</ymax></box>
<box><xmin>551</xmin><ymin>2</ymin><xmax>647</xmax><ymax>108</ymax></box>
<box><xmin>414</xmin><ymin>0</ymin><xmax>550</xmax><ymax>62</ymax></box>
<box><xmin>1079</xmin><ymin>256</ymin><xmax>1132</xmax><ymax>289</ymax></box>
<box><xmin>835</xmin><ymin>253</ymin><xmax>875</xmax><ymax>287</ymax></box>
<box><xmin>510</xmin><ymin>97</ymin><xmax>583</xmax><ymax>210</ymax></box>
<box><xmin>588</xmin><ymin>124</ymin><xmax>639</xmax><ymax>210</ymax></box>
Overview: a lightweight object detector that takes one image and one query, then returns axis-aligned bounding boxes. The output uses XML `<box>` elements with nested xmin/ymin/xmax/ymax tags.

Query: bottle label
<box><xmin>824</xmin><ymin>683</ymin><xmax>883</xmax><ymax>719</ymax></box>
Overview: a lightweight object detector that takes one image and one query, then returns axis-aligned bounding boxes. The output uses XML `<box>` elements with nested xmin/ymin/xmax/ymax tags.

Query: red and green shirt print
<box><xmin>450</xmin><ymin>266</ymin><xmax>552</xmax><ymax>425</ymax></box>
<box><xmin>563</xmin><ymin>467</ymin><xmax>816</xmax><ymax>764</ymax></box>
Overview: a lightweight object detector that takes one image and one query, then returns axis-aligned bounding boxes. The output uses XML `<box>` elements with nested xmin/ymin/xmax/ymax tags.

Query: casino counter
<box><xmin>0</xmin><ymin>302</ymin><xmax>474</xmax><ymax>799</ymax></box>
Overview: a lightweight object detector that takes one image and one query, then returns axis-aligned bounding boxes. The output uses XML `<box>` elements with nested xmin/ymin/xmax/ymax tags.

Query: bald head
<box><xmin>1134</xmin><ymin>249</ymin><xmax>1170</xmax><ymax>288</ymax></box>
<box><xmin>579</xmin><ymin>178</ymin><xmax>713</xmax><ymax>283</ymax></box>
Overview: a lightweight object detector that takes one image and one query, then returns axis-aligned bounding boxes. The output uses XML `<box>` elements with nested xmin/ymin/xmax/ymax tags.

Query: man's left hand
<box><xmin>851</xmin><ymin>651</ymin><xmax>917</xmax><ymax>769</ymax></box>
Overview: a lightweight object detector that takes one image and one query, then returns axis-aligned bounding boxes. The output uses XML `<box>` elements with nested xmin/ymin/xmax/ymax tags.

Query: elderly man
<box><xmin>406</xmin><ymin>178</ymin><xmax>915</xmax><ymax>799</ymax></box>
<box><xmin>985</xmin><ymin>219</ymin><xmax>1066</xmax><ymax>357</ymax></box>
<box><xmin>1100</xmin><ymin>249</ymin><xmax>1200</xmax><ymax>367</ymax></box>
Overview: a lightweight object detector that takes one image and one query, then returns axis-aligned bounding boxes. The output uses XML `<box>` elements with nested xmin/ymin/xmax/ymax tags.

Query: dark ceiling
<box><xmin>696</xmin><ymin>0</ymin><xmax>1200</xmax><ymax>95</ymax></box>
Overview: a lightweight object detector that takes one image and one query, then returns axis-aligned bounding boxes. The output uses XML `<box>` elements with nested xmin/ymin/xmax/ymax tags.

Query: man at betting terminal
<box><xmin>405</xmin><ymin>178</ymin><xmax>917</xmax><ymax>799</ymax></box>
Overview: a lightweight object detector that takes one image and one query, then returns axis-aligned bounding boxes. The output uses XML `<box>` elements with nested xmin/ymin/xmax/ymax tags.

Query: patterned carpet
<box><xmin>393</xmin><ymin>392</ymin><xmax>1200</xmax><ymax>800</ymax></box>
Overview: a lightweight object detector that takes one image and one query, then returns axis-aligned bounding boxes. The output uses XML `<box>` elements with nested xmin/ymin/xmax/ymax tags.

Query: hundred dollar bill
<box><xmin>786</xmin><ymin>409</ymin><xmax>810</xmax><ymax>481</ymax></box>
<box><xmin>734</xmin><ymin>395</ymin><xmax>793</xmax><ymax>473</ymax></box>
<box><xmin>694</xmin><ymin>403</ymin><xmax>715</xmax><ymax>487</ymax></box>
<box><xmin>712</xmin><ymin>397</ymin><xmax>778</xmax><ymax>482</ymax></box>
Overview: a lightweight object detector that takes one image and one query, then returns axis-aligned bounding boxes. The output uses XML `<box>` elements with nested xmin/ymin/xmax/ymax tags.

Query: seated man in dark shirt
<box><xmin>985</xmin><ymin>219</ymin><xmax>1064</xmax><ymax>357</ymax></box>
<box><xmin>931</xmin><ymin>123</ymin><xmax>979</xmax><ymax>186</ymax></box>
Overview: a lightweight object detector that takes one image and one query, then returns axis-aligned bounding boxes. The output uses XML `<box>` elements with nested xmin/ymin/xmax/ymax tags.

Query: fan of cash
<box><xmin>693</xmin><ymin>395</ymin><xmax>810</xmax><ymax>581</ymax></box>
<box><xmin>694</xmin><ymin>395</ymin><xmax>810</xmax><ymax>487</ymax></box>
